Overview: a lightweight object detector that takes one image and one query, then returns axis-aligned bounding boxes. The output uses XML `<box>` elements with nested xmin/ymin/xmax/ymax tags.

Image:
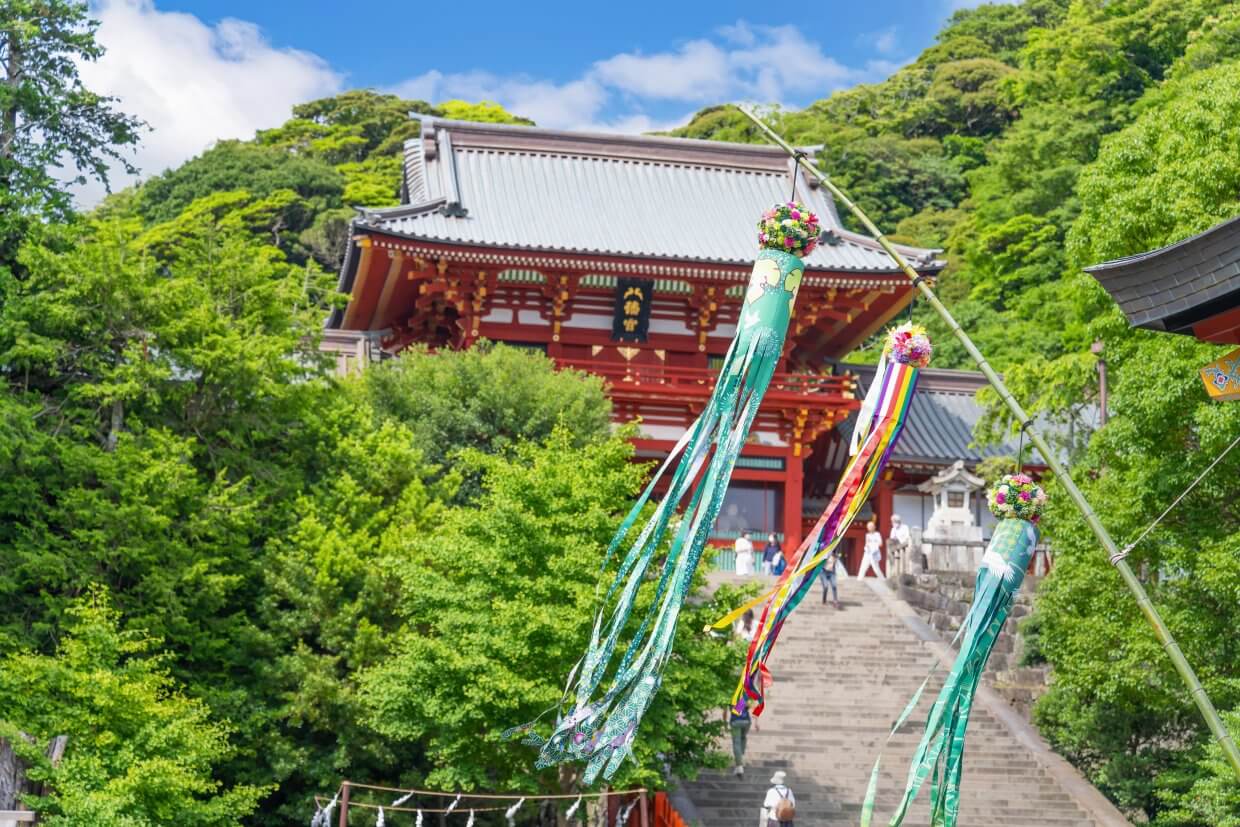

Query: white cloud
<box><xmin>74</xmin><ymin>0</ymin><xmax>342</xmax><ymax>206</ymax></box>
<box><xmin>594</xmin><ymin>40</ymin><xmax>731</xmax><ymax>101</ymax></box>
<box><xmin>69</xmin><ymin>3</ymin><xmax>904</xmax><ymax>205</ymax></box>
<box><xmin>391</xmin><ymin>70</ymin><xmax>610</xmax><ymax>132</ymax></box>
<box><xmin>394</xmin><ymin>23</ymin><xmax>874</xmax><ymax>132</ymax></box>
<box><xmin>873</xmin><ymin>29</ymin><xmax>899</xmax><ymax>56</ymax></box>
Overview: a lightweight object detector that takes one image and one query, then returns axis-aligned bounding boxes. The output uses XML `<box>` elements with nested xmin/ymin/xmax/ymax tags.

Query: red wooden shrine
<box><xmin>327</xmin><ymin>118</ymin><xmax>943</xmax><ymax>563</ymax></box>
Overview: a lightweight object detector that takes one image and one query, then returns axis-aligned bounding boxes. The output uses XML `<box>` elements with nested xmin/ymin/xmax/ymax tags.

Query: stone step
<box><xmin>674</xmin><ymin>573</ymin><xmax>1124</xmax><ymax>827</ymax></box>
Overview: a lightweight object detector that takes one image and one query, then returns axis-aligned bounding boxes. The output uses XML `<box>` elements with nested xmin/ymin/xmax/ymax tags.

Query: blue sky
<box><xmin>75</xmin><ymin>0</ymin><xmax>994</xmax><ymax>203</ymax></box>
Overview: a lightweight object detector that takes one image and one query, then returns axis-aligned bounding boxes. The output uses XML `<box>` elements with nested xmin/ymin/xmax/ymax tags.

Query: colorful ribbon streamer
<box><xmin>508</xmin><ymin>234</ymin><xmax>814</xmax><ymax>782</ymax></box>
<box><xmin>715</xmin><ymin>344</ymin><xmax>923</xmax><ymax>715</ymax></box>
<box><xmin>863</xmin><ymin>516</ymin><xmax>1040</xmax><ymax>826</ymax></box>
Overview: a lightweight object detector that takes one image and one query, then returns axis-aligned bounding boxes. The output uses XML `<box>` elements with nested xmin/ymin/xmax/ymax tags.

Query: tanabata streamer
<box><xmin>506</xmin><ymin>203</ymin><xmax>820</xmax><ymax>782</ymax></box>
<box><xmin>712</xmin><ymin>324</ymin><xmax>932</xmax><ymax>715</ymax></box>
<box><xmin>861</xmin><ymin>474</ymin><xmax>1046</xmax><ymax>827</ymax></box>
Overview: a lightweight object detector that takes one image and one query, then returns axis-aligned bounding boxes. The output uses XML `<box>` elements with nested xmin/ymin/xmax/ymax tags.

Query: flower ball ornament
<box><xmin>988</xmin><ymin>473</ymin><xmax>1047</xmax><ymax>523</ymax></box>
<box><xmin>886</xmin><ymin>322</ymin><xmax>933</xmax><ymax>367</ymax></box>
<box><xmin>758</xmin><ymin>202</ymin><xmax>821</xmax><ymax>256</ymax></box>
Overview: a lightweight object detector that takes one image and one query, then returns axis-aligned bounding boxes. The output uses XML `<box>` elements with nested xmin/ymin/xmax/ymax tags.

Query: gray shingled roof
<box><xmin>354</xmin><ymin>118</ymin><xmax>942</xmax><ymax>273</ymax></box>
<box><xmin>820</xmin><ymin>366</ymin><xmax>1044</xmax><ymax>471</ymax></box>
<box><xmin>1085</xmin><ymin>215</ymin><xmax>1240</xmax><ymax>334</ymax></box>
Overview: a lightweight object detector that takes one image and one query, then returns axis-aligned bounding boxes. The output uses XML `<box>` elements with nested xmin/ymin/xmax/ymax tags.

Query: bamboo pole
<box><xmin>735</xmin><ymin>106</ymin><xmax>1240</xmax><ymax>780</ymax></box>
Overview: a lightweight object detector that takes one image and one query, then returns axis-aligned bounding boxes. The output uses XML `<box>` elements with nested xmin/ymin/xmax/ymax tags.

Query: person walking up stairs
<box><xmin>679</xmin><ymin>571</ymin><xmax>1130</xmax><ymax>827</ymax></box>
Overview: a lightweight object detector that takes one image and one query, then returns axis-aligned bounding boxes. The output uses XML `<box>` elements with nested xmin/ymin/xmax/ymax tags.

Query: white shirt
<box><xmin>762</xmin><ymin>785</ymin><xmax>795</xmax><ymax>821</ymax></box>
<box><xmin>864</xmin><ymin>530</ymin><xmax>883</xmax><ymax>558</ymax></box>
<box><xmin>890</xmin><ymin>522</ymin><xmax>912</xmax><ymax>546</ymax></box>
<box><xmin>735</xmin><ymin>537</ymin><xmax>755</xmax><ymax>574</ymax></box>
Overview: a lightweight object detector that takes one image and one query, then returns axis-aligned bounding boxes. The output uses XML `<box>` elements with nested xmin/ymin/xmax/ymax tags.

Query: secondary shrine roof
<box><xmin>1085</xmin><ymin>215</ymin><xmax>1240</xmax><ymax>343</ymax></box>
<box><xmin>352</xmin><ymin>118</ymin><xmax>942</xmax><ymax>273</ymax></box>
<box><xmin>821</xmin><ymin>366</ymin><xmax>1055</xmax><ymax>472</ymax></box>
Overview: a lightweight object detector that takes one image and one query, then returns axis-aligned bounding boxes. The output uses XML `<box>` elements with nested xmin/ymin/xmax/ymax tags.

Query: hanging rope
<box><xmin>1110</xmin><ymin>431</ymin><xmax>1240</xmax><ymax>565</ymax></box>
<box><xmin>790</xmin><ymin>150</ymin><xmax>807</xmax><ymax>201</ymax></box>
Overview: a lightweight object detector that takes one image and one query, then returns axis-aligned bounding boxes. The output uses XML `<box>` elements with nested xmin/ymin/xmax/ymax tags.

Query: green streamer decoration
<box><xmin>506</xmin><ymin>203</ymin><xmax>821</xmax><ymax>782</ymax></box>
<box><xmin>863</xmin><ymin>474</ymin><xmax>1046</xmax><ymax>826</ymax></box>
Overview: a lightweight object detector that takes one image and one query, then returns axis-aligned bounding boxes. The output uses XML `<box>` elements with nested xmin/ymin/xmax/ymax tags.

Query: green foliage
<box><xmin>357</xmin><ymin>342</ymin><xmax>613</xmax><ymax>502</ymax></box>
<box><xmin>437</xmin><ymin>99</ymin><xmax>536</xmax><ymax>125</ymax></box>
<box><xmin>0</xmin><ymin>0</ymin><xmax>143</xmax><ymax>268</ymax></box>
<box><xmin>0</xmin><ymin>592</ymin><xmax>265</xmax><ymax>825</ymax></box>
<box><xmin>360</xmin><ymin>427</ymin><xmax>738</xmax><ymax>791</ymax></box>
<box><xmin>671</xmin><ymin>2</ymin><xmax>1240</xmax><ymax>820</ymax></box>
<box><xmin>135</xmin><ymin>141</ymin><xmax>344</xmax><ymax>226</ymax></box>
<box><xmin>1070</xmin><ymin>59</ymin><xmax>1240</xmax><ymax>266</ymax></box>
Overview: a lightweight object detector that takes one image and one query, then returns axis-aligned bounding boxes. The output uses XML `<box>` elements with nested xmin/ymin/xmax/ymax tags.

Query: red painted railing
<box><xmin>555</xmin><ymin>358</ymin><xmax>856</xmax><ymax>405</ymax></box>
<box><xmin>653</xmin><ymin>792</ymin><xmax>688</xmax><ymax>827</ymax></box>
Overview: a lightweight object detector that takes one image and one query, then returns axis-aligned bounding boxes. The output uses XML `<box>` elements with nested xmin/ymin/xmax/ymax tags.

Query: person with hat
<box><xmin>761</xmin><ymin>770</ymin><xmax>795</xmax><ymax>826</ymax></box>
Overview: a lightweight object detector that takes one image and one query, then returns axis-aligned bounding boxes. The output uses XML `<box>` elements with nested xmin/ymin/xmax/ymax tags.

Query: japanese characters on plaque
<box><xmin>612</xmin><ymin>277</ymin><xmax>654</xmax><ymax>342</ymax></box>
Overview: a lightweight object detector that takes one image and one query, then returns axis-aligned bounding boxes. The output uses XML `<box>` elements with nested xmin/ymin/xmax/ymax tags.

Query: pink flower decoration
<box><xmin>995</xmin><ymin>492</ymin><xmax>1006</xmax><ymax>504</ymax></box>
<box><xmin>791</xmin><ymin>210</ymin><xmax>801</xmax><ymax>220</ymax></box>
<box><xmin>784</xmin><ymin>237</ymin><xmax>794</xmax><ymax>247</ymax></box>
<box><xmin>1020</xmin><ymin>491</ymin><xmax>1031</xmax><ymax>501</ymax></box>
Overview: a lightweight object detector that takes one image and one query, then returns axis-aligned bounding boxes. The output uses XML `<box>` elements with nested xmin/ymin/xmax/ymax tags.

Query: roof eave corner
<box><xmin>326</xmin><ymin>217</ymin><xmax>366</xmax><ymax>331</ymax></box>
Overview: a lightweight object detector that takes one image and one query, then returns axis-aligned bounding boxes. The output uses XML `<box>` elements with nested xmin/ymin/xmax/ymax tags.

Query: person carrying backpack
<box><xmin>762</xmin><ymin>771</ymin><xmax>795</xmax><ymax>826</ymax></box>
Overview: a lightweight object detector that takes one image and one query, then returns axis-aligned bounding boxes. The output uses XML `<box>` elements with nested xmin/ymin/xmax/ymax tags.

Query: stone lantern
<box><xmin>917</xmin><ymin>460</ymin><xmax>985</xmax><ymax>570</ymax></box>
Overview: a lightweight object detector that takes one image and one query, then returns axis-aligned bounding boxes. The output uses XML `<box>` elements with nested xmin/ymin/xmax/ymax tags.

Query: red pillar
<box><xmin>875</xmin><ymin>474</ymin><xmax>895</xmax><ymax>576</ymax></box>
<box><xmin>783</xmin><ymin>448</ymin><xmax>803</xmax><ymax>553</ymax></box>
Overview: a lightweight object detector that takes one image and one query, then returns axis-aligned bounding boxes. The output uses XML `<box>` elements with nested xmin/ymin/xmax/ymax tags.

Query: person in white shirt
<box><xmin>734</xmin><ymin>609</ymin><xmax>757</xmax><ymax>643</ymax></box>
<box><xmin>734</xmin><ymin>530</ymin><xmax>756</xmax><ymax>576</ymax></box>
<box><xmin>857</xmin><ymin>520</ymin><xmax>885</xmax><ymax>579</ymax></box>
<box><xmin>761</xmin><ymin>771</ymin><xmax>795</xmax><ymax>826</ymax></box>
<box><xmin>888</xmin><ymin>514</ymin><xmax>912</xmax><ymax>574</ymax></box>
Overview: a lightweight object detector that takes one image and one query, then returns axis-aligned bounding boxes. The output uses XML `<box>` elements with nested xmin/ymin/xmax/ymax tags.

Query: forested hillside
<box><xmin>3</xmin><ymin>0</ymin><xmax>1239</xmax><ymax>824</ymax></box>
<box><xmin>0</xmin><ymin>27</ymin><xmax>739</xmax><ymax>823</ymax></box>
<box><xmin>674</xmin><ymin>1</ymin><xmax>1240</xmax><ymax>821</ymax></box>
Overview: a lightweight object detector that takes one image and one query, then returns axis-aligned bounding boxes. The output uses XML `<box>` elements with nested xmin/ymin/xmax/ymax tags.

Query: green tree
<box><xmin>0</xmin><ymin>0</ymin><xmax>143</xmax><ymax>266</ymax></box>
<box><xmin>0</xmin><ymin>592</ymin><xmax>265</xmax><ymax>826</ymax></box>
<box><xmin>357</xmin><ymin>342</ymin><xmax>613</xmax><ymax>501</ymax></box>
<box><xmin>360</xmin><ymin>427</ymin><xmax>741</xmax><ymax>793</ymax></box>
<box><xmin>1014</xmin><ymin>52</ymin><xmax>1240</xmax><ymax>823</ymax></box>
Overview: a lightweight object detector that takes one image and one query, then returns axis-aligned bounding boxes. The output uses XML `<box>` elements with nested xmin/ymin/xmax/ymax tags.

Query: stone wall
<box><xmin>891</xmin><ymin>571</ymin><xmax>1051</xmax><ymax>721</ymax></box>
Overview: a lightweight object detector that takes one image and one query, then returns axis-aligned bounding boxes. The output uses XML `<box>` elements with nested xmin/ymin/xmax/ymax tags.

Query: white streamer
<box><xmin>618</xmin><ymin>799</ymin><xmax>639</xmax><ymax>826</ymax></box>
<box><xmin>310</xmin><ymin>793</ymin><xmax>338</xmax><ymax>827</ymax></box>
<box><xmin>564</xmin><ymin>795</ymin><xmax>583</xmax><ymax>820</ymax></box>
<box><xmin>505</xmin><ymin>797</ymin><xmax>526</xmax><ymax>825</ymax></box>
<box><xmin>416</xmin><ymin>810</ymin><xmax>423</xmax><ymax>827</ymax></box>
<box><xmin>392</xmin><ymin>791</ymin><xmax>415</xmax><ymax>807</ymax></box>
<box><xmin>377</xmin><ymin>807</ymin><xmax>385</xmax><ymax>827</ymax></box>
<box><xmin>465</xmin><ymin>809</ymin><xmax>475</xmax><ymax>826</ymax></box>
<box><xmin>445</xmin><ymin>794</ymin><xmax>462</xmax><ymax>815</ymax></box>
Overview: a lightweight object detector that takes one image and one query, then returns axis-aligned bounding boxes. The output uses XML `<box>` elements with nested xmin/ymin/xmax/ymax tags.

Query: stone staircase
<box><xmin>677</xmin><ymin>573</ymin><xmax>1128</xmax><ymax>827</ymax></box>
<box><xmin>893</xmin><ymin>572</ymin><xmax>1051</xmax><ymax>720</ymax></box>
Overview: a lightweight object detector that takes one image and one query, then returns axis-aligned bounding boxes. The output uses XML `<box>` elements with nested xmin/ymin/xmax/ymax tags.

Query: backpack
<box><xmin>773</xmin><ymin>787</ymin><xmax>795</xmax><ymax>821</ymax></box>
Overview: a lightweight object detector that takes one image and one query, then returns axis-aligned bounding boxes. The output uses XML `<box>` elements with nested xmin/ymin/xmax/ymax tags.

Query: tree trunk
<box><xmin>104</xmin><ymin>398</ymin><xmax>123</xmax><ymax>451</ymax></box>
<box><xmin>1</xmin><ymin>28</ymin><xmax>20</xmax><ymax>164</ymax></box>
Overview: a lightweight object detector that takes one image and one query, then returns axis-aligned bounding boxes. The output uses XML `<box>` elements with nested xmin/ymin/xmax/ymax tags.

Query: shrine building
<box><xmin>324</xmin><ymin>117</ymin><xmax>943</xmax><ymax>566</ymax></box>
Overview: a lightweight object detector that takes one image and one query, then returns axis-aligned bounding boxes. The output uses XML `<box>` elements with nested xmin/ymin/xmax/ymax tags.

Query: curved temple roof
<box><xmin>1086</xmin><ymin>215</ymin><xmax>1240</xmax><ymax>344</ymax></box>
<box><xmin>353</xmin><ymin>117</ymin><xmax>943</xmax><ymax>274</ymax></box>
